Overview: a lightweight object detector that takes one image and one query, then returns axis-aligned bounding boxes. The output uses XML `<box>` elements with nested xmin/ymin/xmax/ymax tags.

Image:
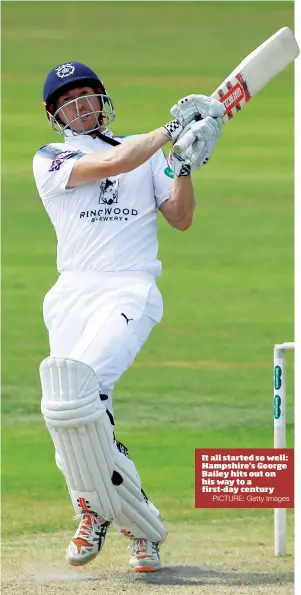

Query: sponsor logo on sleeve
<box><xmin>49</xmin><ymin>150</ymin><xmax>81</xmax><ymax>172</ymax></box>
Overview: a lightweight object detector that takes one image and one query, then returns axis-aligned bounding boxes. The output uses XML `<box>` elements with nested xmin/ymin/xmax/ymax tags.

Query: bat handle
<box><xmin>173</xmin><ymin>130</ymin><xmax>196</xmax><ymax>154</ymax></box>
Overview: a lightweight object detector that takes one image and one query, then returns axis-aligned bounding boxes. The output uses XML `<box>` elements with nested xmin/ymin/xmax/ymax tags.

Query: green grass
<box><xmin>1</xmin><ymin>0</ymin><xmax>294</xmax><ymax>555</ymax></box>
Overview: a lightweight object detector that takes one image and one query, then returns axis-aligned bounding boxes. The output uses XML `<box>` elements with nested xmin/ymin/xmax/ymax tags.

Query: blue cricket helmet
<box><xmin>42</xmin><ymin>61</ymin><xmax>116</xmax><ymax>136</ymax></box>
<box><xmin>43</xmin><ymin>62</ymin><xmax>106</xmax><ymax>111</ymax></box>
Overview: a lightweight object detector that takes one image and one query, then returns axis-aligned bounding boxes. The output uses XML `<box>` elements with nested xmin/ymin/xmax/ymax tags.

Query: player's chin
<box><xmin>83</xmin><ymin>116</ymin><xmax>99</xmax><ymax>128</ymax></box>
<box><xmin>71</xmin><ymin>118</ymin><xmax>97</xmax><ymax>134</ymax></box>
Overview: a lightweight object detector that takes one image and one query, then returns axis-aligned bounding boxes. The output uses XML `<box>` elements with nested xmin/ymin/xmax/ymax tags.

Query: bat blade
<box><xmin>215</xmin><ymin>26</ymin><xmax>299</xmax><ymax>123</ymax></box>
<box><xmin>173</xmin><ymin>27</ymin><xmax>299</xmax><ymax>154</ymax></box>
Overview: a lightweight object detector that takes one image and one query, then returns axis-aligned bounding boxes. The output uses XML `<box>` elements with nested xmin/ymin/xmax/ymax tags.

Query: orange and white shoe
<box><xmin>129</xmin><ymin>538</ymin><xmax>161</xmax><ymax>572</ymax></box>
<box><xmin>66</xmin><ymin>512</ymin><xmax>110</xmax><ymax>566</ymax></box>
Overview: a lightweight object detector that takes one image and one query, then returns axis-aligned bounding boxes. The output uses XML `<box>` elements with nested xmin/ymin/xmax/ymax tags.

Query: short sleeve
<box><xmin>150</xmin><ymin>149</ymin><xmax>173</xmax><ymax>209</ymax></box>
<box><xmin>33</xmin><ymin>144</ymin><xmax>85</xmax><ymax>201</ymax></box>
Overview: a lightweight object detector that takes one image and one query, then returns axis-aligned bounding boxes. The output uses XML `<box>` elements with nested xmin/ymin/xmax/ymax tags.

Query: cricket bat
<box><xmin>173</xmin><ymin>27</ymin><xmax>299</xmax><ymax>154</ymax></box>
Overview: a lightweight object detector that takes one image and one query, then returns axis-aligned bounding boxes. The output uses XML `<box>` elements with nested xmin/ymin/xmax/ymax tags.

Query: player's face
<box><xmin>56</xmin><ymin>86</ymin><xmax>102</xmax><ymax>134</ymax></box>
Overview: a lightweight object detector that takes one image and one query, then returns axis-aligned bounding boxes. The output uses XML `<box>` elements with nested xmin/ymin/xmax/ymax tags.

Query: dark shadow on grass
<box><xmin>133</xmin><ymin>564</ymin><xmax>294</xmax><ymax>587</ymax></box>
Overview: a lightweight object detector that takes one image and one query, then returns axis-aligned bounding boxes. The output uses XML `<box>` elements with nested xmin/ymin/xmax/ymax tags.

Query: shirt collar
<box><xmin>64</xmin><ymin>127</ymin><xmax>114</xmax><ymax>140</ymax></box>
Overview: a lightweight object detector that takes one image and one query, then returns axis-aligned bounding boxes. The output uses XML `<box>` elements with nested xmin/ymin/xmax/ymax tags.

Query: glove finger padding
<box><xmin>185</xmin><ymin>139</ymin><xmax>206</xmax><ymax>169</ymax></box>
<box><xmin>170</xmin><ymin>94</ymin><xmax>225</xmax><ymax>128</ymax></box>
<box><xmin>190</xmin><ymin>116</ymin><xmax>223</xmax><ymax>141</ymax></box>
<box><xmin>182</xmin><ymin>117</ymin><xmax>223</xmax><ymax>170</ymax></box>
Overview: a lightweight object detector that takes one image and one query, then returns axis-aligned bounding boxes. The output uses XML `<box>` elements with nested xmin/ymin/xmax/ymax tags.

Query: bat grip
<box><xmin>173</xmin><ymin>130</ymin><xmax>196</xmax><ymax>154</ymax></box>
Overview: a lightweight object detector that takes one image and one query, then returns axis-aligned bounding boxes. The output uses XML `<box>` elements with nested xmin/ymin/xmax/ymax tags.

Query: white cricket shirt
<box><xmin>32</xmin><ymin>129</ymin><xmax>173</xmax><ymax>277</ymax></box>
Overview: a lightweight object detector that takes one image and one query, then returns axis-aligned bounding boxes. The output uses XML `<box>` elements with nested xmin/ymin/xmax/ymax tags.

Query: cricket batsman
<box><xmin>33</xmin><ymin>61</ymin><xmax>224</xmax><ymax>572</ymax></box>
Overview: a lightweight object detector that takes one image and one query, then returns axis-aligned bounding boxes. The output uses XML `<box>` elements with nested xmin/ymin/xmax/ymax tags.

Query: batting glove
<box><xmin>167</xmin><ymin>150</ymin><xmax>191</xmax><ymax>177</ymax></box>
<box><xmin>163</xmin><ymin>119</ymin><xmax>183</xmax><ymax>142</ymax></box>
<box><xmin>181</xmin><ymin>116</ymin><xmax>223</xmax><ymax>169</ymax></box>
<box><xmin>170</xmin><ymin>94</ymin><xmax>225</xmax><ymax>129</ymax></box>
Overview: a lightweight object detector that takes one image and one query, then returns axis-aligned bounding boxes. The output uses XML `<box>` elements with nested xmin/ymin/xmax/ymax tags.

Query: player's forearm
<box><xmin>161</xmin><ymin>176</ymin><xmax>195</xmax><ymax>231</ymax></box>
<box><xmin>69</xmin><ymin>128</ymin><xmax>170</xmax><ymax>186</ymax></box>
<box><xmin>107</xmin><ymin>128</ymin><xmax>169</xmax><ymax>175</ymax></box>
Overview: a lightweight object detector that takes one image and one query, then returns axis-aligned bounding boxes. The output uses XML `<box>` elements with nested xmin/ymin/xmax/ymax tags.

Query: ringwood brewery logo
<box><xmin>79</xmin><ymin>177</ymin><xmax>139</xmax><ymax>223</ymax></box>
<box><xmin>79</xmin><ymin>207</ymin><xmax>138</xmax><ymax>223</ymax></box>
<box><xmin>99</xmin><ymin>178</ymin><xmax>119</xmax><ymax>205</ymax></box>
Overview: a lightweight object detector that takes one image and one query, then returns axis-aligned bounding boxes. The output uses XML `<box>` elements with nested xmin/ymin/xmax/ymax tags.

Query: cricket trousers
<box><xmin>42</xmin><ymin>270</ymin><xmax>163</xmax><ymax>521</ymax></box>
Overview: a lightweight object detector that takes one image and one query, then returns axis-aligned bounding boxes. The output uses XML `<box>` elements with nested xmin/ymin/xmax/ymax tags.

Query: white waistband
<box><xmin>59</xmin><ymin>270</ymin><xmax>155</xmax><ymax>283</ymax></box>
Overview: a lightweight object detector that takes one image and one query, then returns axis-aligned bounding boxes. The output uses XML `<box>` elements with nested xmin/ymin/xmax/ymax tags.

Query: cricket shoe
<box><xmin>66</xmin><ymin>512</ymin><xmax>110</xmax><ymax>566</ymax></box>
<box><xmin>129</xmin><ymin>538</ymin><xmax>161</xmax><ymax>572</ymax></box>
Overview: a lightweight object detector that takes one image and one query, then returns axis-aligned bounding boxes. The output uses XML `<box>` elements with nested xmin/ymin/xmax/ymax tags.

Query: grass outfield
<box><xmin>1</xmin><ymin>1</ymin><xmax>294</xmax><ymax>592</ymax></box>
